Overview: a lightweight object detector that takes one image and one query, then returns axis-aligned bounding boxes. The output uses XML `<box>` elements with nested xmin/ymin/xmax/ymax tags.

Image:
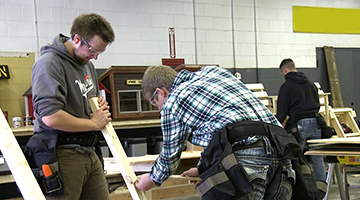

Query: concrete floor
<box><xmin>165</xmin><ymin>165</ymin><xmax>360</xmax><ymax>200</ymax></box>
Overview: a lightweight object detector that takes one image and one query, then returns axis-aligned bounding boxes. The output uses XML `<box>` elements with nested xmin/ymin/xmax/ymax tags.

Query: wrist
<box><xmin>149</xmin><ymin>173</ymin><xmax>161</xmax><ymax>186</ymax></box>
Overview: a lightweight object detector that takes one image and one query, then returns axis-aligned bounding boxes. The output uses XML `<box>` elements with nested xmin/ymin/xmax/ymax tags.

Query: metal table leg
<box><xmin>335</xmin><ymin>163</ymin><xmax>348</xmax><ymax>200</ymax></box>
<box><xmin>323</xmin><ymin>163</ymin><xmax>335</xmax><ymax>200</ymax></box>
<box><xmin>343</xmin><ymin>165</ymin><xmax>350</xmax><ymax>200</ymax></box>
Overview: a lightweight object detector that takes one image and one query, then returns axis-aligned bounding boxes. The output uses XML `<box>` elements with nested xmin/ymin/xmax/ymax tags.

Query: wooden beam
<box><xmin>151</xmin><ymin>183</ymin><xmax>197</xmax><ymax>199</ymax></box>
<box><xmin>89</xmin><ymin>98</ymin><xmax>148</xmax><ymax>200</ymax></box>
<box><xmin>308</xmin><ymin>137</ymin><xmax>360</xmax><ymax>144</ymax></box>
<box><xmin>11</xmin><ymin>119</ymin><xmax>161</xmax><ymax>137</ymax></box>
<box><xmin>0</xmin><ymin>108</ymin><xmax>45</xmax><ymax>200</ymax></box>
<box><xmin>109</xmin><ymin>176</ymin><xmax>199</xmax><ymax>200</ymax></box>
<box><xmin>324</xmin><ymin>46</ymin><xmax>344</xmax><ymax>108</ymax></box>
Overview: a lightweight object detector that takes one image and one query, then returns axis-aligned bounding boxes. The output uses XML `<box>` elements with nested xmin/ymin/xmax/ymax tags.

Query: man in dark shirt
<box><xmin>276</xmin><ymin>58</ymin><xmax>326</xmax><ymax>182</ymax></box>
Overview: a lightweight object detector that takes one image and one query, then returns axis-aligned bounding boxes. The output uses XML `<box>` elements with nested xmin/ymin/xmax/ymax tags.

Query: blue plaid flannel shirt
<box><xmin>149</xmin><ymin>65</ymin><xmax>281</xmax><ymax>185</ymax></box>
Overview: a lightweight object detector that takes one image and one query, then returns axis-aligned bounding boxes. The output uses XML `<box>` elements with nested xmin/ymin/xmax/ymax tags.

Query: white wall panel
<box><xmin>1</xmin><ymin>0</ymin><xmax>360</xmax><ymax>69</ymax></box>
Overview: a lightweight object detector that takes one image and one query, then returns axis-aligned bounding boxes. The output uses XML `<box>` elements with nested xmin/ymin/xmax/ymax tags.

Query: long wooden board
<box><xmin>89</xmin><ymin>98</ymin><xmax>148</xmax><ymax>200</ymax></box>
<box><xmin>307</xmin><ymin>137</ymin><xmax>360</xmax><ymax>144</ymax></box>
<box><xmin>305</xmin><ymin>150</ymin><xmax>360</xmax><ymax>156</ymax></box>
<box><xmin>324</xmin><ymin>46</ymin><xmax>344</xmax><ymax>108</ymax></box>
<box><xmin>11</xmin><ymin>119</ymin><xmax>161</xmax><ymax>137</ymax></box>
<box><xmin>0</xmin><ymin>108</ymin><xmax>46</xmax><ymax>200</ymax></box>
<box><xmin>104</xmin><ymin>151</ymin><xmax>201</xmax><ymax>173</ymax></box>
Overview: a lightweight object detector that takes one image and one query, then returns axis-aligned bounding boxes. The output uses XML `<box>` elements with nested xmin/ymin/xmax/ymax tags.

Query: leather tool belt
<box><xmin>226</xmin><ymin>121</ymin><xmax>301</xmax><ymax>160</ymax></box>
<box><xmin>57</xmin><ymin>132</ymin><xmax>98</xmax><ymax>146</ymax></box>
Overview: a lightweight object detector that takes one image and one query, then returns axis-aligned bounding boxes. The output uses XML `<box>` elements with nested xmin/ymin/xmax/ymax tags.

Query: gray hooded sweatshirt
<box><xmin>32</xmin><ymin>34</ymin><xmax>99</xmax><ymax>133</ymax></box>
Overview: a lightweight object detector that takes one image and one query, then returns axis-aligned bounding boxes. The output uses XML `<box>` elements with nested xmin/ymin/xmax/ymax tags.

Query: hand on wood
<box><xmin>181</xmin><ymin>167</ymin><xmax>199</xmax><ymax>184</ymax></box>
<box><xmin>135</xmin><ymin>173</ymin><xmax>156</xmax><ymax>191</ymax></box>
<box><xmin>90</xmin><ymin>97</ymin><xmax>111</xmax><ymax>129</ymax></box>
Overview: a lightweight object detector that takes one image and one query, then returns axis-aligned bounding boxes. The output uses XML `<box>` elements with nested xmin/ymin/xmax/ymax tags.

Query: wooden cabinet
<box><xmin>99</xmin><ymin>65</ymin><xmax>205</xmax><ymax>121</ymax></box>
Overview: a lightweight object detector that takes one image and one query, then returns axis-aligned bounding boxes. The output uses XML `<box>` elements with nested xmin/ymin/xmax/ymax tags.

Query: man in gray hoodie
<box><xmin>30</xmin><ymin>13</ymin><xmax>115</xmax><ymax>199</ymax></box>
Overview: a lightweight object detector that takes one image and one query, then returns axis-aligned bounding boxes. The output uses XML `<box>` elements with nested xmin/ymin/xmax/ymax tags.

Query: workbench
<box><xmin>11</xmin><ymin>119</ymin><xmax>161</xmax><ymax>137</ymax></box>
<box><xmin>0</xmin><ymin>151</ymin><xmax>202</xmax><ymax>200</ymax></box>
<box><xmin>3</xmin><ymin>115</ymin><xmax>204</xmax><ymax>200</ymax></box>
<box><xmin>305</xmin><ymin>137</ymin><xmax>360</xmax><ymax>200</ymax></box>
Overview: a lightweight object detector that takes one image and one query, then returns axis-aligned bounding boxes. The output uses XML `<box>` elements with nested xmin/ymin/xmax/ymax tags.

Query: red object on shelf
<box><xmin>162</xmin><ymin>58</ymin><xmax>185</xmax><ymax>67</ymax></box>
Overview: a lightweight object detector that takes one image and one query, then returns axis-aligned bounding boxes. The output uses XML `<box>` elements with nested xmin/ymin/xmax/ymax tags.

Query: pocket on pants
<box><xmin>196</xmin><ymin>144</ymin><xmax>252</xmax><ymax>200</ymax></box>
<box><xmin>234</xmin><ymin>148</ymin><xmax>269</xmax><ymax>182</ymax></box>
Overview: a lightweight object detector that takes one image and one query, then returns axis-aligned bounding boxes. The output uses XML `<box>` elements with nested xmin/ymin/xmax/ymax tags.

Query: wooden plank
<box><xmin>244</xmin><ymin>83</ymin><xmax>264</xmax><ymax>91</ymax></box>
<box><xmin>109</xmin><ymin>177</ymin><xmax>199</xmax><ymax>200</ymax></box>
<box><xmin>252</xmin><ymin>91</ymin><xmax>268</xmax><ymax>99</ymax></box>
<box><xmin>89</xmin><ymin>98</ymin><xmax>148</xmax><ymax>200</ymax></box>
<box><xmin>342</xmin><ymin>111</ymin><xmax>360</xmax><ymax>134</ymax></box>
<box><xmin>0</xmin><ymin>108</ymin><xmax>46</xmax><ymax>200</ymax></box>
<box><xmin>0</xmin><ymin>174</ymin><xmax>14</xmax><ymax>184</ymax></box>
<box><xmin>11</xmin><ymin>119</ymin><xmax>161</xmax><ymax>137</ymax></box>
<box><xmin>324</xmin><ymin>46</ymin><xmax>344</xmax><ymax>108</ymax></box>
<box><xmin>105</xmin><ymin>151</ymin><xmax>201</xmax><ymax>173</ymax></box>
<box><xmin>150</xmin><ymin>183</ymin><xmax>197</xmax><ymax>199</ymax></box>
<box><xmin>305</xmin><ymin>150</ymin><xmax>360</xmax><ymax>156</ymax></box>
<box><xmin>329</xmin><ymin>109</ymin><xmax>346</xmax><ymax>138</ymax></box>
<box><xmin>314</xmin><ymin>82</ymin><xmax>321</xmax><ymax>89</ymax></box>
<box><xmin>308</xmin><ymin>143</ymin><xmax>360</xmax><ymax>150</ymax></box>
<box><xmin>308</xmin><ymin>137</ymin><xmax>360</xmax><ymax>144</ymax></box>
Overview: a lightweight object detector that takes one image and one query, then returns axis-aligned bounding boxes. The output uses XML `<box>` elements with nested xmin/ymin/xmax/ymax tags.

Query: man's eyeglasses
<box><xmin>149</xmin><ymin>89</ymin><xmax>158</xmax><ymax>106</ymax></box>
<box><xmin>81</xmin><ymin>38</ymin><xmax>105</xmax><ymax>55</ymax></box>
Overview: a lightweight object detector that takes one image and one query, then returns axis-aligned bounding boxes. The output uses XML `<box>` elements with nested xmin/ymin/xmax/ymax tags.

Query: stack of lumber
<box><xmin>306</xmin><ymin>137</ymin><xmax>360</xmax><ymax>157</ymax></box>
<box><xmin>244</xmin><ymin>83</ymin><xmax>275</xmax><ymax>113</ymax></box>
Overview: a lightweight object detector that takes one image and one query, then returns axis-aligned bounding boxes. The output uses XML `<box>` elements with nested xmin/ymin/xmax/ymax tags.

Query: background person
<box><xmin>276</xmin><ymin>58</ymin><xmax>326</xmax><ymax>182</ymax></box>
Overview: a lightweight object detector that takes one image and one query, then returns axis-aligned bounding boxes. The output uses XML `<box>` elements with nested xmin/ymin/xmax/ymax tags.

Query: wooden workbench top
<box><xmin>11</xmin><ymin>119</ymin><xmax>161</xmax><ymax>137</ymax></box>
<box><xmin>105</xmin><ymin>151</ymin><xmax>201</xmax><ymax>173</ymax></box>
<box><xmin>1</xmin><ymin>151</ymin><xmax>202</xmax><ymax>184</ymax></box>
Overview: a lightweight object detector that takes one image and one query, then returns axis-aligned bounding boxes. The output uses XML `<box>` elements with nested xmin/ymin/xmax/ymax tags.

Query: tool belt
<box><xmin>24</xmin><ymin>130</ymin><xmax>100</xmax><ymax>196</ymax></box>
<box><xmin>57</xmin><ymin>131</ymin><xmax>98</xmax><ymax>146</ymax></box>
<box><xmin>24</xmin><ymin>132</ymin><xmax>64</xmax><ymax>196</ymax></box>
<box><xmin>196</xmin><ymin>121</ymin><xmax>301</xmax><ymax>200</ymax></box>
<box><xmin>196</xmin><ymin>125</ymin><xmax>252</xmax><ymax>200</ymax></box>
<box><xmin>226</xmin><ymin>121</ymin><xmax>301</xmax><ymax>160</ymax></box>
<box><xmin>56</xmin><ymin>130</ymin><xmax>104</xmax><ymax>170</ymax></box>
<box><xmin>232</xmin><ymin>138</ymin><xmax>265</xmax><ymax>151</ymax></box>
<box><xmin>286</xmin><ymin>113</ymin><xmax>334</xmax><ymax>139</ymax></box>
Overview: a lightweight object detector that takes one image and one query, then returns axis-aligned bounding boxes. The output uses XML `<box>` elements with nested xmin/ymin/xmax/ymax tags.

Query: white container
<box><xmin>12</xmin><ymin>117</ymin><xmax>22</xmax><ymax>128</ymax></box>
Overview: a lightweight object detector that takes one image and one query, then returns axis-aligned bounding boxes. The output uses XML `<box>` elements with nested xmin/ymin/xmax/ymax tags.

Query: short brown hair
<box><xmin>70</xmin><ymin>13</ymin><xmax>115</xmax><ymax>44</ymax></box>
<box><xmin>142</xmin><ymin>65</ymin><xmax>177</xmax><ymax>100</ymax></box>
<box><xmin>279</xmin><ymin>58</ymin><xmax>296</xmax><ymax>70</ymax></box>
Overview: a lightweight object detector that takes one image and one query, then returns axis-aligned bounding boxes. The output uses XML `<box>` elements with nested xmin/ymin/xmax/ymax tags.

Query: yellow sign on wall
<box><xmin>0</xmin><ymin>65</ymin><xmax>10</xmax><ymax>79</ymax></box>
<box><xmin>293</xmin><ymin>6</ymin><xmax>360</xmax><ymax>34</ymax></box>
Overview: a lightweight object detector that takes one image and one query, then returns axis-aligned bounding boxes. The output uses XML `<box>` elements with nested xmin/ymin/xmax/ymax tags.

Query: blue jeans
<box><xmin>297</xmin><ymin>118</ymin><xmax>327</xmax><ymax>182</ymax></box>
<box><xmin>234</xmin><ymin>137</ymin><xmax>295</xmax><ymax>200</ymax></box>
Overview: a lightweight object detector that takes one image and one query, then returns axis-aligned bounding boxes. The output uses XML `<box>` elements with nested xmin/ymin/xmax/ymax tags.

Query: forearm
<box><xmin>42</xmin><ymin>110</ymin><xmax>98</xmax><ymax>132</ymax></box>
<box><xmin>150</xmin><ymin>152</ymin><xmax>181</xmax><ymax>185</ymax></box>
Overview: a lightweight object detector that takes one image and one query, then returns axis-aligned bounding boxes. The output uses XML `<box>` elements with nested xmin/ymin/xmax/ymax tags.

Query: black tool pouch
<box><xmin>196</xmin><ymin>129</ymin><xmax>252</xmax><ymax>200</ymax></box>
<box><xmin>267</xmin><ymin>123</ymin><xmax>301</xmax><ymax>160</ymax></box>
<box><xmin>291</xmin><ymin>155</ymin><xmax>327</xmax><ymax>200</ymax></box>
<box><xmin>93</xmin><ymin>135</ymin><xmax>105</xmax><ymax>170</ymax></box>
<box><xmin>314</xmin><ymin>113</ymin><xmax>335</xmax><ymax>139</ymax></box>
<box><xmin>24</xmin><ymin>132</ymin><xmax>64</xmax><ymax>196</ymax></box>
<box><xmin>227</xmin><ymin>121</ymin><xmax>301</xmax><ymax>160</ymax></box>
